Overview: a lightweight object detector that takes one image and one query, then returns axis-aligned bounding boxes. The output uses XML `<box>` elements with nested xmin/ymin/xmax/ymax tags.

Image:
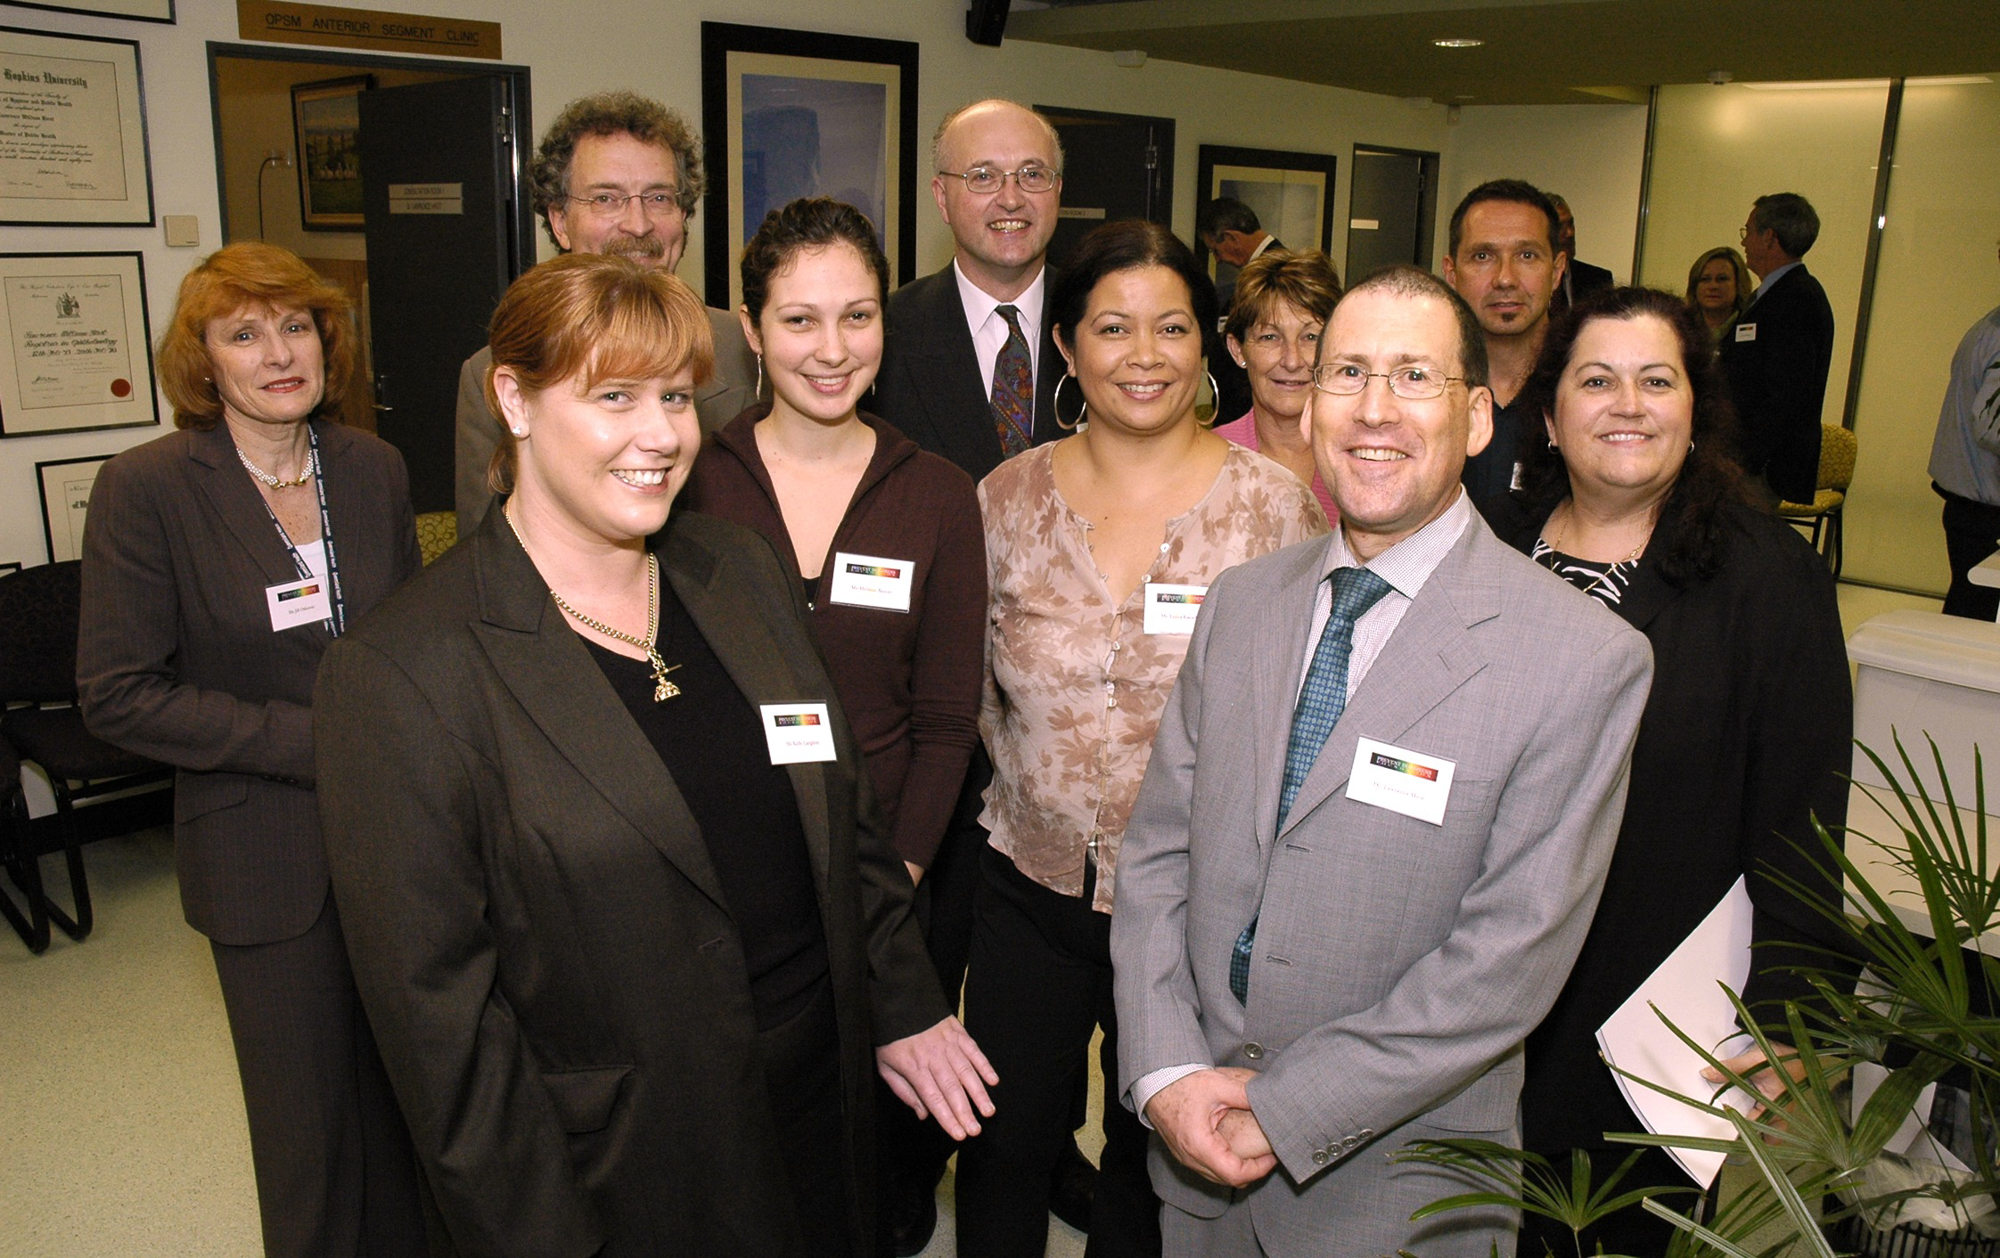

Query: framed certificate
<box><xmin>0</xmin><ymin>251</ymin><xmax>159</xmax><ymax>437</ymax></box>
<box><xmin>36</xmin><ymin>453</ymin><xmax>110</xmax><ymax>563</ymax></box>
<box><xmin>0</xmin><ymin>26</ymin><xmax>155</xmax><ymax>226</ymax></box>
<box><xmin>0</xmin><ymin>0</ymin><xmax>173</xmax><ymax>21</ymax></box>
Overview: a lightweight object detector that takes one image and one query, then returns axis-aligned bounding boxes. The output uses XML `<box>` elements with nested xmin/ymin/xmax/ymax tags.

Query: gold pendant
<box><xmin>650</xmin><ymin>661</ymin><xmax>683</xmax><ymax>703</ymax></box>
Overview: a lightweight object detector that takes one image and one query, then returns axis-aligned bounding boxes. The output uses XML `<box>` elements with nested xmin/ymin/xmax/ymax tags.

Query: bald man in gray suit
<box><xmin>1111</xmin><ymin>267</ymin><xmax>1652</xmax><ymax>1257</ymax></box>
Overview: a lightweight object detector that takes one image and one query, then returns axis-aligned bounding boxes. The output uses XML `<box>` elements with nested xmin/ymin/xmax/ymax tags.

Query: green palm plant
<box><xmin>1398</xmin><ymin>733</ymin><xmax>2000</xmax><ymax>1256</ymax></box>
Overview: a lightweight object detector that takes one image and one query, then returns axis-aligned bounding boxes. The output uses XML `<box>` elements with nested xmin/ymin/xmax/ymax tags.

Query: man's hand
<box><xmin>1143</xmin><ymin>1067</ymin><xmax>1278</xmax><ymax>1188</ymax></box>
<box><xmin>876</xmin><ymin>1016</ymin><xmax>998</xmax><ymax>1140</ymax></box>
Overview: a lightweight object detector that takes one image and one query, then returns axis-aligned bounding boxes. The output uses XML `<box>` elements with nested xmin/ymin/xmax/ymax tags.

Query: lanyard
<box><xmin>253</xmin><ymin>422</ymin><xmax>346</xmax><ymax>636</ymax></box>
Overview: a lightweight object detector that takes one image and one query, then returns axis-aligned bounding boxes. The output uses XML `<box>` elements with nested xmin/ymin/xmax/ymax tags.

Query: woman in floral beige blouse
<box><xmin>954</xmin><ymin>219</ymin><xmax>1328</xmax><ymax>1258</ymax></box>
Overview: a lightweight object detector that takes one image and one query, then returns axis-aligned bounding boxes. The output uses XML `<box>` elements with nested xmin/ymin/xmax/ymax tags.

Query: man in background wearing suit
<box><xmin>1112</xmin><ymin>266</ymin><xmax>1652</xmax><ymax>1257</ymax></box>
<box><xmin>871</xmin><ymin>97</ymin><xmax>1083</xmax><ymax>1254</ymax></box>
<box><xmin>1548</xmin><ymin>193</ymin><xmax>1615</xmax><ymax>310</ymax></box>
<box><xmin>1198</xmin><ymin>197</ymin><xmax>1284</xmax><ymax>424</ymax></box>
<box><xmin>1721</xmin><ymin>192</ymin><xmax>1836</xmax><ymax>505</ymax></box>
<box><xmin>454</xmin><ymin>91</ymin><xmax>758</xmax><ymax>533</ymax></box>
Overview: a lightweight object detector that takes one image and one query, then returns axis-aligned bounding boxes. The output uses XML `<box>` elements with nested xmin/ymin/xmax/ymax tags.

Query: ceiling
<box><xmin>1006</xmin><ymin>0</ymin><xmax>2000</xmax><ymax>106</ymax></box>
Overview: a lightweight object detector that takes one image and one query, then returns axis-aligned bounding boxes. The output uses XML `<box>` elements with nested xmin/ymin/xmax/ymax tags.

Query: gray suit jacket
<box><xmin>454</xmin><ymin>306</ymin><xmax>759</xmax><ymax>534</ymax></box>
<box><xmin>1112</xmin><ymin>513</ymin><xmax>1651</xmax><ymax>1257</ymax></box>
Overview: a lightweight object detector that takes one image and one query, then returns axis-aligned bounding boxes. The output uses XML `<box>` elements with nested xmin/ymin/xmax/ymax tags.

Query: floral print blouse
<box><xmin>977</xmin><ymin>441</ymin><xmax>1329</xmax><ymax>912</ymax></box>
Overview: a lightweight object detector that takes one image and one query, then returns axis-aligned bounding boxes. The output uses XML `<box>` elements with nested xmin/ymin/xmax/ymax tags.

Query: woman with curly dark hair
<box><xmin>1487</xmin><ymin>286</ymin><xmax>1852</xmax><ymax>1256</ymax></box>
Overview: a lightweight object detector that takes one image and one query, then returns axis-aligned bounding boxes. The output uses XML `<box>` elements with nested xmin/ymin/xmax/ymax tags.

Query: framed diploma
<box><xmin>0</xmin><ymin>1</ymin><xmax>173</xmax><ymax>22</ymax></box>
<box><xmin>0</xmin><ymin>27</ymin><xmax>154</xmax><ymax>226</ymax></box>
<box><xmin>0</xmin><ymin>252</ymin><xmax>158</xmax><ymax>438</ymax></box>
<box><xmin>36</xmin><ymin>453</ymin><xmax>109</xmax><ymax>563</ymax></box>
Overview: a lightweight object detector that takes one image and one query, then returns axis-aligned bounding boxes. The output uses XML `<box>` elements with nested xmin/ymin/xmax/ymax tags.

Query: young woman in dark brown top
<box><xmin>685</xmin><ymin>197</ymin><xmax>986</xmax><ymax>888</ymax></box>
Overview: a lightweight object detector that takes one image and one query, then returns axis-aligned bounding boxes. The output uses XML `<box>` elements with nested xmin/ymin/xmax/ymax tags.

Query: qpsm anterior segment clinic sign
<box><xmin>238</xmin><ymin>1</ymin><xmax>502</xmax><ymax>60</ymax></box>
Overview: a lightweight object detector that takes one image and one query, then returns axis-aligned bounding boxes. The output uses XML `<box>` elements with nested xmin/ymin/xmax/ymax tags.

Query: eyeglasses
<box><xmin>1311</xmin><ymin>363</ymin><xmax>1464</xmax><ymax>401</ymax></box>
<box><xmin>566</xmin><ymin>191</ymin><xmax>685</xmax><ymax>221</ymax></box>
<box><xmin>936</xmin><ymin>165</ymin><xmax>1060</xmax><ymax>195</ymax></box>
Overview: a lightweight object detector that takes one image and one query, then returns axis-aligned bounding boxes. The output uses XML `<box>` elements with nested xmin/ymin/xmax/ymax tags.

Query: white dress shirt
<box><xmin>955</xmin><ymin>260</ymin><xmax>1046</xmax><ymax>392</ymax></box>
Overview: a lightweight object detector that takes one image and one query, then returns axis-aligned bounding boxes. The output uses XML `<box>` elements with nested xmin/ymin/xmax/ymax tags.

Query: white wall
<box><xmin>1438</xmin><ymin>101</ymin><xmax>1649</xmax><ymax>278</ymax></box>
<box><xmin>0</xmin><ymin>0</ymin><xmax>1465</xmax><ymax>567</ymax></box>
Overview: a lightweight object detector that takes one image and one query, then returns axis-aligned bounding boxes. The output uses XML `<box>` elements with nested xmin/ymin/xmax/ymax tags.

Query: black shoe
<box><xmin>1049</xmin><ymin>1138</ymin><xmax>1097</xmax><ymax>1232</ymax></box>
<box><xmin>882</xmin><ymin>1175</ymin><xmax>937</xmax><ymax>1258</ymax></box>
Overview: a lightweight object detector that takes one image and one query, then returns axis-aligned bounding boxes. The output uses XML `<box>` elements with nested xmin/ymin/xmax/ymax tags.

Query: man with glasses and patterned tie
<box><xmin>454</xmin><ymin>91</ymin><xmax>759</xmax><ymax>533</ymax></box>
<box><xmin>870</xmin><ymin>96</ymin><xmax>1077</xmax><ymax>1255</ymax></box>
<box><xmin>1111</xmin><ymin>266</ymin><xmax>1652</xmax><ymax>1257</ymax></box>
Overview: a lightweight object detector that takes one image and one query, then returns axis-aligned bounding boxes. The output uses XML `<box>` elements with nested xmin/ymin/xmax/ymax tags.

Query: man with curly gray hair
<box><xmin>455</xmin><ymin>90</ymin><xmax>759</xmax><ymax>533</ymax></box>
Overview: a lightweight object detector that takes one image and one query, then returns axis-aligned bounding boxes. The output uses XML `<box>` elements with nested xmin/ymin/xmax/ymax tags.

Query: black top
<box><xmin>1465</xmin><ymin>392</ymin><xmax>1531</xmax><ymax>511</ymax></box>
<box><xmin>584</xmin><ymin>582</ymin><xmax>829</xmax><ymax>1031</ymax></box>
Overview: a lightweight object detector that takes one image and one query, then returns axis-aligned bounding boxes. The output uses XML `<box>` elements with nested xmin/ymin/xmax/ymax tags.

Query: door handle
<box><xmin>373</xmin><ymin>372</ymin><xmax>392</xmax><ymax>412</ymax></box>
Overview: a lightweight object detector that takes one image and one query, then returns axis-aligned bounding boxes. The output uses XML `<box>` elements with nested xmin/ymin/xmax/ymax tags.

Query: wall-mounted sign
<box><xmin>237</xmin><ymin>0</ymin><xmax>501</xmax><ymax>60</ymax></box>
<box><xmin>388</xmin><ymin>182</ymin><xmax>462</xmax><ymax>214</ymax></box>
<box><xmin>1057</xmin><ymin>207</ymin><xmax>1107</xmax><ymax>220</ymax></box>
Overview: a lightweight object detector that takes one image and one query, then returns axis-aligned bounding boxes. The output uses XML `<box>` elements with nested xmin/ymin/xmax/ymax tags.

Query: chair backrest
<box><xmin>415</xmin><ymin>511</ymin><xmax>457</xmax><ymax>566</ymax></box>
<box><xmin>1818</xmin><ymin>423</ymin><xmax>1858</xmax><ymax>493</ymax></box>
<box><xmin>0</xmin><ymin>560</ymin><xmax>83</xmax><ymax>705</ymax></box>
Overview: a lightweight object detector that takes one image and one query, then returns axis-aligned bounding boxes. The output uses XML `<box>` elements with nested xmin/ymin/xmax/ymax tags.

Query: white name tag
<box><xmin>1142</xmin><ymin>582</ymin><xmax>1207</xmax><ymax>635</ymax></box>
<box><xmin>1734</xmin><ymin>322</ymin><xmax>1757</xmax><ymax>342</ymax></box>
<box><xmin>264</xmin><ymin>575</ymin><xmax>331</xmax><ymax>632</ymax></box>
<box><xmin>759</xmin><ymin>703</ymin><xmax>838</xmax><ymax>765</ymax></box>
<box><xmin>1345</xmin><ymin>737</ymin><xmax>1456</xmax><ymax>826</ymax></box>
<box><xmin>827</xmin><ymin>551</ymin><xmax>914</xmax><ymax>613</ymax></box>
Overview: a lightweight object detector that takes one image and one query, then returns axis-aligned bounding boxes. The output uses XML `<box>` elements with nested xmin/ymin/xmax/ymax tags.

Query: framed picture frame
<box><xmin>0</xmin><ymin>251</ymin><xmax>158</xmax><ymax>438</ymax></box>
<box><xmin>701</xmin><ymin>22</ymin><xmax>918</xmax><ymax>311</ymax></box>
<box><xmin>0</xmin><ymin>26</ymin><xmax>154</xmax><ymax>226</ymax></box>
<box><xmin>1194</xmin><ymin>144</ymin><xmax>1339</xmax><ymax>288</ymax></box>
<box><xmin>291</xmin><ymin>74</ymin><xmax>373</xmax><ymax>231</ymax></box>
<box><xmin>0</xmin><ymin>0</ymin><xmax>173</xmax><ymax>22</ymax></box>
<box><xmin>36</xmin><ymin>453</ymin><xmax>110</xmax><ymax>563</ymax></box>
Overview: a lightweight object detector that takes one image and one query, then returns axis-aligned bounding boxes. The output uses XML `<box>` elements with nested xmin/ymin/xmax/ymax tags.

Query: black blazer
<box><xmin>873</xmin><ymin>263</ymin><xmax>1061</xmax><ymax>482</ymax></box>
<box><xmin>1719</xmin><ymin>263</ymin><xmax>1836</xmax><ymax>503</ymax></box>
<box><xmin>1553</xmin><ymin>258</ymin><xmax>1615</xmax><ymax>311</ymax></box>
<box><xmin>1487</xmin><ymin>497</ymin><xmax>1854</xmax><ymax>1155</ymax></box>
<box><xmin>77</xmin><ymin>420</ymin><xmax>420</xmax><ymax>945</ymax></box>
<box><xmin>313</xmin><ymin>506</ymin><xmax>947</xmax><ymax>1257</ymax></box>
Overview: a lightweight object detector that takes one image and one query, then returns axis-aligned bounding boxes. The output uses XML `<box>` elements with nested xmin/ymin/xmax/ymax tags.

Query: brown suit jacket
<box><xmin>77</xmin><ymin>420</ymin><xmax>421</xmax><ymax>946</ymax></box>
<box><xmin>313</xmin><ymin>506</ymin><xmax>947</xmax><ymax>1257</ymax></box>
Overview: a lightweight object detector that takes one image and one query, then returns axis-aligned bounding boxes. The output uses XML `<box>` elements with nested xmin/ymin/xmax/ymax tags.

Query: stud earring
<box><xmin>510</xmin><ymin>426</ymin><xmax>526</xmax><ymax>437</ymax></box>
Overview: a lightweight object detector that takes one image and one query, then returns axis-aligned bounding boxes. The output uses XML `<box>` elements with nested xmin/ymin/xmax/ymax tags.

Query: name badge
<box><xmin>265</xmin><ymin>575</ymin><xmax>331</xmax><ymax>632</ymax></box>
<box><xmin>760</xmin><ymin>703</ymin><xmax>838</xmax><ymax>765</ymax></box>
<box><xmin>1345</xmin><ymin>737</ymin><xmax>1456</xmax><ymax>826</ymax></box>
<box><xmin>1734</xmin><ymin>322</ymin><xmax>1757</xmax><ymax>342</ymax></box>
<box><xmin>1142</xmin><ymin>582</ymin><xmax>1207</xmax><ymax>635</ymax></box>
<box><xmin>827</xmin><ymin>551</ymin><xmax>915</xmax><ymax>613</ymax></box>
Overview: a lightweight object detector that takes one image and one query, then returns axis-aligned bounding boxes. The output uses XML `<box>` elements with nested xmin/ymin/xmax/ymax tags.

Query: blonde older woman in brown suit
<box><xmin>77</xmin><ymin>242</ymin><xmax>425</xmax><ymax>1256</ymax></box>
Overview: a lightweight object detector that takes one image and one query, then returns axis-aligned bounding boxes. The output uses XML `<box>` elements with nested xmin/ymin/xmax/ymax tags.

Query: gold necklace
<box><xmin>1545</xmin><ymin>504</ymin><xmax>1648</xmax><ymax>599</ymax></box>
<box><xmin>237</xmin><ymin>444</ymin><xmax>316</xmax><ymax>489</ymax></box>
<box><xmin>504</xmin><ymin>506</ymin><xmax>682</xmax><ymax>701</ymax></box>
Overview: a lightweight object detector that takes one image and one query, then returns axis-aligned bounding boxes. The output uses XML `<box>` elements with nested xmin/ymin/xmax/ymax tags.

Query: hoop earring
<box><xmin>1201</xmin><ymin>371</ymin><xmax>1222</xmax><ymax>427</ymax></box>
<box><xmin>754</xmin><ymin>353</ymin><xmax>764</xmax><ymax>399</ymax></box>
<box><xmin>1053</xmin><ymin>374</ymin><xmax>1086</xmax><ymax>432</ymax></box>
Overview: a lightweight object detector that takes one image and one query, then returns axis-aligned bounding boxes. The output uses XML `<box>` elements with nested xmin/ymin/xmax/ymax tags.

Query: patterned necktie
<box><xmin>990</xmin><ymin>304</ymin><xmax>1033</xmax><ymax>458</ymax></box>
<box><xmin>1230</xmin><ymin>566</ymin><xmax>1395</xmax><ymax>1004</ymax></box>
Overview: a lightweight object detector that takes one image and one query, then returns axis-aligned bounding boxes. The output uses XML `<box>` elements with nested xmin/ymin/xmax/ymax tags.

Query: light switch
<box><xmin>163</xmin><ymin>215</ymin><xmax>200</xmax><ymax>248</ymax></box>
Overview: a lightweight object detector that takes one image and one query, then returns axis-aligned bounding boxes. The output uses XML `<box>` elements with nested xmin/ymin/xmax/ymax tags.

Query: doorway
<box><xmin>208</xmin><ymin>45</ymin><xmax>534</xmax><ymax>512</ymax></box>
<box><xmin>1345</xmin><ymin>146</ymin><xmax>1440</xmax><ymax>283</ymax></box>
<box><xmin>1036</xmin><ymin>105</ymin><xmax>1175</xmax><ymax>271</ymax></box>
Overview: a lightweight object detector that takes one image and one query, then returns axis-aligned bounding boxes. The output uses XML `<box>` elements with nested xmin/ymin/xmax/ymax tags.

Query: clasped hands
<box><xmin>1144</xmin><ymin>1066</ymin><xmax>1278</xmax><ymax>1188</ymax></box>
<box><xmin>875</xmin><ymin>1015</ymin><xmax>999</xmax><ymax>1141</ymax></box>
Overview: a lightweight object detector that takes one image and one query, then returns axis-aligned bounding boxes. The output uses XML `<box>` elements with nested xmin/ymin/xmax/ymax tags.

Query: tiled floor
<box><xmin>0</xmin><ymin>581</ymin><xmax>1948</xmax><ymax>1257</ymax></box>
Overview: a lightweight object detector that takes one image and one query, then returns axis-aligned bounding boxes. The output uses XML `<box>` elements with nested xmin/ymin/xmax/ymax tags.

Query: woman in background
<box><xmin>1214</xmin><ymin>248</ymin><xmax>1341</xmax><ymax>524</ymax></box>
<box><xmin>1489</xmin><ymin>286</ymin><xmax>1850</xmax><ymax>1257</ymax></box>
<box><xmin>957</xmin><ymin>219</ymin><xmax>1326</xmax><ymax>1258</ymax></box>
<box><xmin>1686</xmin><ymin>245</ymin><xmax>1753</xmax><ymax>340</ymax></box>
<box><xmin>78</xmin><ymin>241</ymin><xmax>424</xmax><ymax>1257</ymax></box>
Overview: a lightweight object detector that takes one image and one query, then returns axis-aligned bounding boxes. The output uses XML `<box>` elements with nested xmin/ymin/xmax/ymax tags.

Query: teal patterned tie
<box><xmin>1230</xmin><ymin>566</ymin><xmax>1394</xmax><ymax>1004</ymax></box>
<box><xmin>991</xmin><ymin>305</ymin><xmax>1033</xmax><ymax>457</ymax></box>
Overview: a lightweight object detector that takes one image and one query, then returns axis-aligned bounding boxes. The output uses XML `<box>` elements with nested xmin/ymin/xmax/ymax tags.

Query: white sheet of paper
<box><xmin>1344</xmin><ymin>737</ymin><xmax>1454</xmax><ymax>825</ymax></box>
<box><xmin>1851</xmin><ymin>1061</ymin><xmax>1956</xmax><ymax>1171</ymax></box>
<box><xmin>827</xmin><ymin>551</ymin><xmax>914</xmax><ymax>613</ymax></box>
<box><xmin>1595</xmin><ymin>875</ymin><xmax>1758</xmax><ymax>1187</ymax></box>
<box><xmin>1142</xmin><ymin>582</ymin><xmax>1207</xmax><ymax>635</ymax></box>
<box><xmin>264</xmin><ymin>575</ymin><xmax>331</xmax><ymax>632</ymax></box>
<box><xmin>759</xmin><ymin>703</ymin><xmax>837</xmax><ymax>765</ymax></box>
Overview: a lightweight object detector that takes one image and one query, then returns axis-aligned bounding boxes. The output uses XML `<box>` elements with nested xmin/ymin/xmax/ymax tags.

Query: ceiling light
<box><xmin>1432</xmin><ymin>37</ymin><xmax>1483</xmax><ymax>49</ymax></box>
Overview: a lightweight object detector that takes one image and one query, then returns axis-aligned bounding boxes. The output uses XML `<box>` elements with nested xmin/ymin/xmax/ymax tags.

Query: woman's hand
<box><xmin>1701</xmin><ymin>1041</ymin><xmax>1806</xmax><ymax>1125</ymax></box>
<box><xmin>875</xmin><ymin>1016</ymin><xmax>998</xmax><ymax>1140</ymax></box>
